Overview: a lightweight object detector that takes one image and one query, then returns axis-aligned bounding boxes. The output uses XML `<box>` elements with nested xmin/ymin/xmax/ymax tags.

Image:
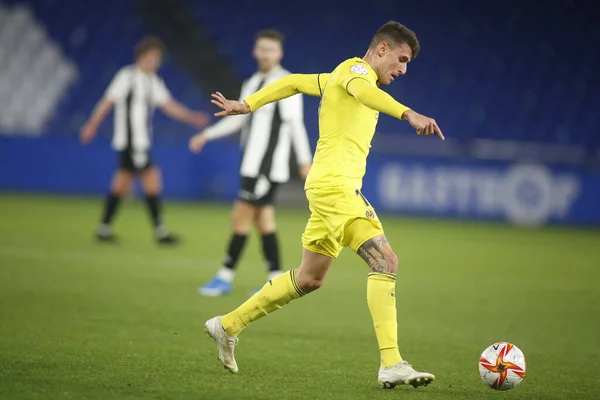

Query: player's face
<box><xmin>253</xmin><ymin>38</ymin><xmax>283</xmax><ymax>72</ymax></box>
<box><xmin>377</xmin><ymin>42</ymin><xmax>412</xmax><ymax>86</ymax></box>
<box><xmin>139</xmin><ymin>49</ymin><xmax>163</xmax><ymax>73</ymax></box>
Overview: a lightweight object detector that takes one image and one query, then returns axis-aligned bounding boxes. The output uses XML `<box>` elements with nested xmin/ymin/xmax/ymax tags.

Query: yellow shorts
<box><xmin>301</xmin><ymin>187</ymin><xmax>384</xmax><ymax>259</ymax></box>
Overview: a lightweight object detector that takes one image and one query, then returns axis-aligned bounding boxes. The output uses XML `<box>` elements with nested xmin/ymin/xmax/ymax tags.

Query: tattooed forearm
<box><xmin>358</xmin><ymin>236</ymin><xmax>397</xmax><ymax>274</ymax></box>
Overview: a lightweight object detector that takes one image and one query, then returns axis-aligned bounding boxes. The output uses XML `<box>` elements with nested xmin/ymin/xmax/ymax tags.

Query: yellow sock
<box><xmin>367</xmin><ymin>272</ymin><xmax>402</xmax><ymax>368</ymax></box>
<box><xmin>221</xmin><ymin>270</ymin><xmax>305</xmax><ymax>336</ymax></box>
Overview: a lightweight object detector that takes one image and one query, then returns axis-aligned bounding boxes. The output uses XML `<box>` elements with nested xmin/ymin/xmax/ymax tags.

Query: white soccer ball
<box><xmin>478</xmin><ymin>342</ymin><xmax>526</xmax><ymax>390</ymax></box>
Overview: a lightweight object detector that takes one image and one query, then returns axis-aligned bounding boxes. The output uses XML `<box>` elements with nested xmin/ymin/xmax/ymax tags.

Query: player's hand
<box><xmin>189</xmin><ymin>133</ymin><xmax>208</xmax><ymax>153</ymax></box>
<box><xmin>211</xmin><ymin>92</ymin><xmax>251</xmax><ymax>117</ymax></box>
<box><xmin>299</xmin><ymin>163</ymin><xmax>311</xmax><ymax>180</ymax></box>
<box><xmin>80</xmin><ymin>122</ymin><xmax>97</xmax><ymax>145</ymax></box>
<box><xmin>402</xmin><ymin>110</ymin><xmax>444</xmax><ymax>140</ymax></box>
<box><xmin>190</xmin><ymin>111</ymin><xmax>210</xmax><ymax>128</ymax></box>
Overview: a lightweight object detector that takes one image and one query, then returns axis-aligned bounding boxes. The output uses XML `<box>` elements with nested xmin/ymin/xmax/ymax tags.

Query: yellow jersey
<box><xmin>306</xmin><ymin>57</ymin><xmax>382</xmax><ymax>190</ymax></box>
<box><xmin>243</xmin><ymin>57</ymin><xmax>410</xmax><ymax>191</ymax></box>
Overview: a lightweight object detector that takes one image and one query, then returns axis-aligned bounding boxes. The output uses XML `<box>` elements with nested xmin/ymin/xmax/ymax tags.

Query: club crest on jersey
<box><xmin>350</xmin><ymin>64</ymin><xmax>368</xmax><ymax>75</ymax></box>
<box><xmin>365</xmin><ymin>210</ymin><xmax>375</xmax><ymax>219</ymax></box>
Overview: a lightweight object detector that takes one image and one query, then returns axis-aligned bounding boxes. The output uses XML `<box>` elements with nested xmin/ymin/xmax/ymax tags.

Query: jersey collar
<box><xmin>355</xmin><ymin>57</ymin><xmax>379</xmax><ymax>84</ymax></box>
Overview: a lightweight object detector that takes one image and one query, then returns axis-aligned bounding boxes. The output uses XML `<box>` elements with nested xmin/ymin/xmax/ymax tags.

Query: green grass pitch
<box><xmin>1</xmin><ymin>193</ymin><xmax>599</xmax><ymax>400</ymax></box>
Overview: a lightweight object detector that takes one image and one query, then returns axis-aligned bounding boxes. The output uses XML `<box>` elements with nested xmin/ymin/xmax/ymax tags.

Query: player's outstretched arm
<box><xmin>245</xmin><ymin>74</ymin><xmax>330</xmax><ymax>111</ymax></box>
<box><xmin>347</xmin><ymin>78</ymin><xmax>444</xmax><ymax>140</ymax></box>
<box><xmin>161</xmin><ymin>99</ymin><xmax>210</xmax><ymax>128</ymax></box>
<box><xmin>80</xmin><ymin>97</ymin><xmax>114</xmax><ymax>144</ymax></box>
<box><xmin>189</xmin><ymin>114</ymin><xmax>248</xmax><ymax>153</ymax></box>
<box><xmin>211</xmin><ymin>74</ymin><xmax>330</xmax><ymax>117</ymax></box>
<box><xmin>81</xmin><ymin>67</ymin><xmax>129</xmax><ymax>145</ymax></box>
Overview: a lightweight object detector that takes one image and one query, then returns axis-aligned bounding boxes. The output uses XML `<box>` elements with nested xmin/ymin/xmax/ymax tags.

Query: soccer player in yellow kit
<box><xmin>204</xmin><ymin>21</ymin><xmax>444</xmax><ymax>389</ymax></box>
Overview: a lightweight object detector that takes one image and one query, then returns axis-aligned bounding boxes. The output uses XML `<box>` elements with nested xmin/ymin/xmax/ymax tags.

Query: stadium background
<box><xmin>1</xmin><ymin>1</ymin><xmax>599</xmax><ymax>399</ymax></box>
<box><xmin>0</xmin><ymin>0</ymin><xmax>598</xmax><ymax>225</ymax></box>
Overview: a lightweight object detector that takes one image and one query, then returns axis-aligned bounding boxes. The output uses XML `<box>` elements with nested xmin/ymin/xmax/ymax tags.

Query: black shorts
<box><xmin>237</xmin><ymin>176</ymin><xmax>280</xmax><ymax>207</ymax></box>
<box><xmin>118</xmin><ymin>150</ymin><xmax>154</xmax><ymax>173</ymax></box>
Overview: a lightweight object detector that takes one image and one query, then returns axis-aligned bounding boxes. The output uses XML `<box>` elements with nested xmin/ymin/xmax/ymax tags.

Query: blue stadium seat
<box><xmin>185</xmin><ymin>0</ymin><xmax>600</xmax><ymax>148</ymax></box>
<box><xmin>0</xmin><ymin>0</ymin><xmax>598</xmax><ymax>149</ymax></box>
<box><xmin>1</xmin><ymin>0</ymin><xmax>211</xmax><ymax>139</ymax></box>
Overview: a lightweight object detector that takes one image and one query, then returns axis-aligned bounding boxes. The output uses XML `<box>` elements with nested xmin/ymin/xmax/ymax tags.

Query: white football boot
<box><xmin>204</xmin><ymin>316</ymin><xmax>239</xmax><ymax>373</ymax></box>
<box><xmin>378</xmin><ymin>360</ymin><xmax>435</xmax><ymax>389</ymax></box>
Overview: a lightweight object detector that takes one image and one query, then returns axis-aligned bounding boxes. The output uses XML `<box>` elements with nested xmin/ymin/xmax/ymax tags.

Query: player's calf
<box><xmin>358</xmin><ymin>234</ymin><xmax>405</xmax><ymax>370</ymax></box>
<box><xmin>293</xmin><ymin>248</ymin><xmax>334</xmax><ymax>294</ymax></box>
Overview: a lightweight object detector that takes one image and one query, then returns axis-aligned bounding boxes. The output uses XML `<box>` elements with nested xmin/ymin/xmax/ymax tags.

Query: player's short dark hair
<box><xmin>134</xmin><ymin>36</ymin><xmax>166</xmax><ymax>59</ymax></box>
<box><xmin>255</xmin><ymin>29</ymin><xmax>285</xmax><ymax>44</ymax></box>
<box><xmin>370</xmin><ymin>21</ymin><xmax>420</xmax><ymax>59</ymax></box>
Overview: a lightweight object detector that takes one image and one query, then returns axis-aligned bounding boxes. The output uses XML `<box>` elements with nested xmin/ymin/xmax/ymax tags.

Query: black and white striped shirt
<box><xmin>105</xmin><ymin>65</ymin><xmax>171</xmax><ymax>152</ymax></box>
<box><xmin>204</xmin><ymin>66</ymin><xmax>312</xmax><ymax>183</ymax></box>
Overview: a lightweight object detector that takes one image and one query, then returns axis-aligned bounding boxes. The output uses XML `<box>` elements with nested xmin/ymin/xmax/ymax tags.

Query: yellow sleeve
<box><xmin>346</xmin><ymin>78</ymin><xmax>411</xmax><ymax>120</ymax></box>
<box><xmin>244</xmin><ymin>73</ymin><xmax>330</xmax><ymax>111</ymax></box>
<box><xmin>317</xmin><ymin>73</ymin><xmax>330</xmax><ymax>95</ymax></box>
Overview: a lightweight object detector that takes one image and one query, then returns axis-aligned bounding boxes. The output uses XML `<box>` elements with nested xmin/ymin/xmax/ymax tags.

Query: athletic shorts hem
<box><xmin>237</xmin><ymin>197</ymin><xmax>272</xmax><ymax>207</ymax></box>
<box><xmin>350</xmin><ymin>227</ymin><xmax>384</xmax><ymax>254</ymax></box>
<box><xmin>237</xmin><ymin>176</ymin><xmax>280</xmax><ymax>206</ymax></box>
<box><xmin>237</xmin><ymin>196</ymin><xmax>277</xmax><ymax>207</ymax></box>
<box><xmin>118</xmin><ymin>150</ymin><xmax>153</xmax><ymax>173</ymax></box>
<box><xmin>302</xmin><ymin>243</ymin><xmax>340</xmax><ymax>259</ymax></box>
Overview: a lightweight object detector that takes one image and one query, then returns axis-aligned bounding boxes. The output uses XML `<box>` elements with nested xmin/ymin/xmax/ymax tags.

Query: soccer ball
<box><xmin>478</xmin><ymin>342</ymin><xmax>526</xmax><ymax>390</ymax></box>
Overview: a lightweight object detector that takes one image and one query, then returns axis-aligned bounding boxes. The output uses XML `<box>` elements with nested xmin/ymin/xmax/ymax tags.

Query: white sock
<box><xmin>216</xmin><ymin>267</ymin><xmax>235</xmax><ymax>283</ymax></box>
<box><xmin>268</xmin><ymin>270</ymin><xmax>284</xmax><ymax>281</ymax></box>
<box><xmin>97</xmin><ymin>224</ymin><xmax>111</xmax><ymax>236</ymax></box>
<box><xmin>156</xmin><ymin>225</ymin><xmax>168</xmax><ymax>239</ymax></box>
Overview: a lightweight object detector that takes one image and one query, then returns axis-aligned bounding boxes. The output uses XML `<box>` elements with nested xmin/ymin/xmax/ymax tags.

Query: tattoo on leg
<box><xmin>358</xmin><ymin>236</ymin><xmax>395</xmax><ymax>273</ymax></box>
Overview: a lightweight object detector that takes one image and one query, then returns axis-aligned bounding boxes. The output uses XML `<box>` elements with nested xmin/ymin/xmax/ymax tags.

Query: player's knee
<box><xmin>141</xmin><ymin>169</ymin><xmax>161</xmax><ymax>195</ymax></box>
<box><xmin>257</xmin><ymin>222</ymin><xmax>276</xmax><ymax>235</ymax></box>
<box><xmin>371</xmin><ymin>247</ymin><xmax>399</xmax><ymax>275</ymax></box>
<box><xmin>387</xmin><ymin>251</ymin><xmax>399</xmax><ymax>274</ymax></box>
<box><xmin>151</xmin><ymin>179</ymin><xmax>162</xmax><ymax>194</ymax></box>
<box><xmin>232</xmin><ymin>219</ymin><xmax>251</xmax><ymax>234</ymax></box>
<box><xmin>111</xmin><ymin>186</ymin><xmax>127</xmax><ymax>197</ymax></box>
<box><xmin>231</xmin><ymin>208</ymin><xmax>253</xmax><ymax>233</ymax></box>
<box><xmin>143</xmin><ymin>186</ymin><xmax>159</xmax><ymax>196</ymax></box>
<box><xmin>111</xmin><ymin>176</ymin><xmax>131</xmax><ymax>196</ymax></box>
<box><xmin>255</xmin><ymin>210</ymin><xmax>276</xmax><ymax>234</ymax></box>
<box><xmin>144</xmin><ymin>185</ymin><xmax>160</xmax><ymax>196</ymax></box>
